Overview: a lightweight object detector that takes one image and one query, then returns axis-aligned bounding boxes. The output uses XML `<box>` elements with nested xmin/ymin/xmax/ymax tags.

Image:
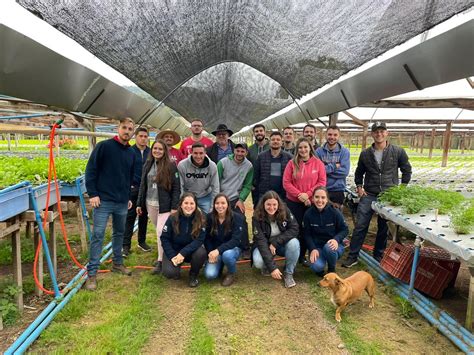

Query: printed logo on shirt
<box><xmin>311</xmin><ymin>170</ymin><xmax>318</xmax><ymax>174</ymax></box>
<box><xmin>282</xmin><ymin>221</ymin><xmax>287</xmax><ymax>227</ymax></box>
<box><xmin>253</xmin><ymin>228</ymin><xmax>258</xmax><ymax>235</ymax></box>
<box><xmin>163</xmin><ymin>225</ymin><xmax>168</xmax><ymax>232</ymax></box>
<box><xmin>186</xmin><ymin>172</ymin><xmax>209</xmax><ymax>178</ymax></box>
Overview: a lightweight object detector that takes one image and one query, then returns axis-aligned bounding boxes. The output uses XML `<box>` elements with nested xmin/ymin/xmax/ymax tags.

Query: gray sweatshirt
<box><xmin>217</xmin><ymin>154</ymin><xmax>253</xmax><ymax>202</ymax></box>
<box><xmin>177</xmin><ymin>155</ymin><xmax>219</xmax><ymax>200</ymax></box>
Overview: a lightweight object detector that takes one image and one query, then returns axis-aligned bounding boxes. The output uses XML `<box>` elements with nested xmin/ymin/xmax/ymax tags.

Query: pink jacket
<box><xmin>283</xmin><ymin>157</ymin><xmax>327</xmax><ymax>202</ymax></box>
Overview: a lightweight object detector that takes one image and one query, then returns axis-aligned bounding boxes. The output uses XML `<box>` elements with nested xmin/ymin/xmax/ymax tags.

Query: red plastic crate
<box><xmin>380</xmin><ymin>243</ymin><xmax>460</xmax><ymax>299</ymax></box>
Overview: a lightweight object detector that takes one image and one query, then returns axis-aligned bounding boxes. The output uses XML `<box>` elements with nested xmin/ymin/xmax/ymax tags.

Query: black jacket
<box><xmin>355</xmin><ymin>143</ymin><xmax>412</xmax><ymax>196</ymax></box>
<box><xmin>206</xmin><ymin>140</ymin><xmax>235</xmax><ymax>164</ymax></box>
<box><xmin>161</xmin><ymin>213</ymin><xmax>206</xmax><ymax>259</ymax></box>
<box><xmin>303</xmin><ymin>204</ymin><xmax>348</xmax><ymax>250</ymax></box>
<box><xmin>131</xmin><ymin>144</ymin><xmax>150</xmax><ymax>186</ymax></box>
<box><xmin>253</xmin><ymin>149</ymin><xmax>292</xmax><ymax>200</ymax></box>
<box><xmin>137</xmin><ymin>160</ymin><xmax>181</xmax><ymax>213</ymax></box>
<box><xmin>252</xmin><ymin>208</ymin><xmax>299</xmax><ymax>272</ymax></box>
<box><xmin>204</xmin><ymin>212</ymin><xmax>244</xmax><ymax>254</ymax></box>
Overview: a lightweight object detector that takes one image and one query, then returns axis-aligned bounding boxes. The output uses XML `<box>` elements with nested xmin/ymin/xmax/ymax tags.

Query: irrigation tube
<box><xmin>0</xmin><ymin>113</ymin><xmax>60</xmax><ymax>120</ymax></box>
<box><xmin>6</xmin><ymin>244</ymin><xmax>113</xmax><ymax>355</ymax></box>
<box><xmin>360</xmin><ymin>251</ymin><xmax>474</xmax><ymax>353</ymax></box>
<box><xmin>361</xmin><ymin>251</ymin><xmax>474</xmax><ymax>346</ymax></box>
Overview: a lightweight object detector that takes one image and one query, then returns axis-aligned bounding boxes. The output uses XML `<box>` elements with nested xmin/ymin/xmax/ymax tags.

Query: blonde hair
<box><xmin>291</xmin><ymin>137</ymin><xmax>315</xmax><ymax>178</ymax></box>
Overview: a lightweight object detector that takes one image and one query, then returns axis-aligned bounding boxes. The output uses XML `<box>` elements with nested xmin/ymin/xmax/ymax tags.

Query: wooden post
<box><xmin>33</xmin><ymin>227</ymin><xmax>43</xmax><ymax>296</ymax></box>
<box><xmin>328</xmin><ymin>112</ymin><xmax>338</xmax><ymax>126</ymax></box>
<box><xmin>420</xmin><ymin>133</ymin><xmax>425</xmax><ymax>154</ymax></box>
<box><xmin>7</xmin><ymin>133</ymin><xmax>11</xmax><ymax>151</ymax></box>
<box><xmin>429</xmin><ymin>129</ymin><xmax>436</xmax><ymax>159</ymax></box>
<box><xmin>362</xmin><ymin>126</ymin><xmax>368</xmax><ymax>149</ymax></box>
<box><xmin>441</xmin><ymin>122</ymin><xmax>452</xmax><ymax>167</ymax></box>
<box><xmin>14</xmin><ymin>133</ymin><xmax>19</xmax><ymax>148</ymax></box>
<box><xmin>318</xmin><ymin>129</ymin><xmax>324</xmax><ymax>146</ymax></box>
<box><xmin>461</xmin><ymin>133</ymin><xmax>466</xmax><ymax>154</ymax></box>
<box><xmin>11</xmin><ymin>216</ymin><xmax>23</xmax><ymax>311</ymax></box>
<box><xmin>398</xmin><ymin>133</ymin><xmax>402</xmax><ymax>146</ymax></box>
<box><xmin>355</xmin><ymin>135</ymin><xmax>359</xmax><ymax>148</ymax></box>
<box><xmin>48</xmin><ymin>213</ymin><xmax>57</xmax><ymax>275</ymax></box>
<box><xmin>348</xmin><ymin>133</ymin><xmax>352</xmax><ymax>149</ymax></box>
<box><xmin>88</xmin><ymin>121</ymin><xmax>97</xmax><ymax>154</ymax></box>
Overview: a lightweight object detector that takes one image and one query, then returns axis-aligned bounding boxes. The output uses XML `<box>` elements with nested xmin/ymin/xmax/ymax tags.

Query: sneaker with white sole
<box><xmin>138</xmin><ymin>242</ymin><xmax>152</xmax><ymax>252</ymax></box>
<box><xmin>283</xmin><ymin>272</ymin><xmax>296</xmax><ymax>288</ymax></box>
<box><xmin>341</xmin><ymin>257</ymin><xmax>358</xmax><ymax>268</ymax></box>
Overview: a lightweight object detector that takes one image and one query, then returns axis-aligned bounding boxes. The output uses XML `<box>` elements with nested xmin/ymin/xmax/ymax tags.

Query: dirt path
<box><xmin>203</xmin><ymin>266</ymin><xmax>347</xmax><ymax>353</ymax></box>
<box><xmin>142</xmin><ymin>279</ymin><xmax>197</xmax><ymax>354</ymax></box>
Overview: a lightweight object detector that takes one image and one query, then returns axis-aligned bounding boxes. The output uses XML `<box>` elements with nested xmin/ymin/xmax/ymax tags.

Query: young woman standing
<box><xmin>204</xmin><ymin>194</ymin><xmax>244</xmax><ymax>286</ymax></box>
<box><xmin>137</xmin><ymin>139</ymin><xmax>180</xmax><ymax>274</ymax></box>
<box><xmin>283</xmin><ymin>137</ymin><xmax>326</xmax><ymax>266</ymax></box>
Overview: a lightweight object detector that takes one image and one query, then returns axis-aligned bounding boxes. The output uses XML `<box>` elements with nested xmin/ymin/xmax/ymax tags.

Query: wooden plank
<box><xmin>362</xmin><ymin>125</ymin><xmax>368</xmax><ymax>149</ymax></box>
<box><xmin>48</xmin><ymin>219</ymin><xmax>57</xmax><ymax>275</ymax></box>
<box><xmin>429</xmin><ymin>128</ymin><xmax>436</xmax><ymax>159</ymax></box>
<box><xmin>420</xmin><ymin>133</ymin><xmax>425</xmax><ymax>154</ymax></box>
<box><xmin>11</xmin><ymin>216</ymin><xmax>23</xmax><ymax>311</ymax></box>
<box><xmin>0</xmin><ymin>222</ymin><xmax>21</xmax><ymax>239</ymax></box>
<box><xmin>442</xmin><ymin>122</ymin><xmax>452</xmax><ymax>167</ymax></box>
<box><xmin>362</xmin><ymin>98</ymin><xmax>474</xmax><ymax>110</ymax></box>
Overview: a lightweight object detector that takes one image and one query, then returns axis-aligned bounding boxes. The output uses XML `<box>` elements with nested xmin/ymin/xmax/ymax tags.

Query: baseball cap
<box><xmin>371</xmin><ymin>121</ymin><xmax>387</xmax><ymax>132</ymax></box>
<box><xmin>234</xmin><ymin>142</ymin><xmax>249</xmax><ymax>151</ymax></box>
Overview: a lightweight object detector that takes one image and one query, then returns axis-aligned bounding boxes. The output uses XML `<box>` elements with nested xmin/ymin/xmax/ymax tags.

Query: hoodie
<box><xmin>177</xmin><ymin>155</ymin><xmax>219</xmax><ymax>199</ymax></box>
<box><xmin>303</xmin><ymin>204</ymin><xmax>348</xmax><ymax>250</ymax></box>
<box><xmin>315</xmin><ymin>142</ymin><xmax>350</xmax><ymax>192</ymax></box>
<box><xmin>217</xmin><ymin>154</ymin><xmax>253</xmax><ymax>202</ymax></box>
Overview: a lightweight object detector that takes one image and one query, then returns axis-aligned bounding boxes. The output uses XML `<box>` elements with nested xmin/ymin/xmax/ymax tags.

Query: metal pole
<box><xmin>408</xmin><ymin>236</ymin><xmax>422</xmax><ymax>298</ymax></box>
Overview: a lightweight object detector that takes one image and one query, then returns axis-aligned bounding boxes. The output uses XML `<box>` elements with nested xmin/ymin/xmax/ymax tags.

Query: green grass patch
<box><xmin>35</xmin><ymin>273</ymin><xmax>165</xmax><ymax>354</ymax></box>
<box><xmin>186</xmin><ymin>283</ymin><xmax>220</xmax><ymax>354</ymax></box>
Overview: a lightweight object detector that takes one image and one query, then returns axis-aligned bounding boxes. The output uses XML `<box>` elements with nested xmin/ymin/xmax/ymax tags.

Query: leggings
<box><xmin>146</xmin><ymin>204</ymin><xmax>170</xmax><ymax>262</ymax></box>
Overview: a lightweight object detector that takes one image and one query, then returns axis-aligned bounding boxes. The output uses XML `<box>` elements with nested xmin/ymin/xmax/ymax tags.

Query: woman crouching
<box><xmin>203</xmin><ymin>194</ymin><xmax>244</xmax><ymax>286</ymax></box>
<box><xmin>161</xmin><ymin>192</ymin><xmax>207</xmax><ymax>287</ymax></box>
<box><xmin>303</xmin><ymin>186</ymin><xmax>348</xmax><ymax>276</ymax></box>
<box><xmin>252</xmin><ymin>191</ymin><xmax>300</xmax><ymax>288</ymax></box>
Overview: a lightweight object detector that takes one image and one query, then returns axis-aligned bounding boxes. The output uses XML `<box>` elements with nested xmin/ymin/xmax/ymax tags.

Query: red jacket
<box><xmin>283</xmin><ymin>157</ymin><xmax>326</xmax><ymax>203</ymax></box>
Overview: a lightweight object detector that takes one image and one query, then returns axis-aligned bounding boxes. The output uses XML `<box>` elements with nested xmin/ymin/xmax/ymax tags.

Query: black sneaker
<box><xmin>299</xmin><ymin>258</ymin><xmax>310</xmax><ymax>268</ymax></box>
<box><xmin>341</xmin><ymin>257</ymin><xmax>358</xmax><ymax>268</ymax></box>
<box><xmin>122</xmin><ymin>246</ymin><xmax>131</xmax><ymax>258</ymax></box>
<box><xmin>138</xmin><ymin>242</ymin><xmax>152</xmax><ymax>252</ymax></box>
<box><xmin>189</xmin><ymin>274</ymin><xmax>199</xmax><ymax>288</ymax></box>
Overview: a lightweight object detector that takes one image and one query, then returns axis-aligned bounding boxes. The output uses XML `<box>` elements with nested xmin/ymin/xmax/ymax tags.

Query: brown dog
<box><xmin>319</xmin><ymin>271</ymin><xmax>375</xmax><ymax>322</ymax></box>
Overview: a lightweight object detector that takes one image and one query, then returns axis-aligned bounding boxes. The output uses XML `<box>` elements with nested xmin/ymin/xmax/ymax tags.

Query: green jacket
<box><xmin>217</xmin><ymin>154</ymin><xmax>254</xmax><ymax>202</ymax></box>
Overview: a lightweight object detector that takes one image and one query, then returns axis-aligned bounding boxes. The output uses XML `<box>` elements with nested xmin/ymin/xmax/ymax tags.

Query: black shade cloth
<box><xmin>17</xmin><ymin>0</ymin><xmax>473</xmax><ymax>131</ymax></box>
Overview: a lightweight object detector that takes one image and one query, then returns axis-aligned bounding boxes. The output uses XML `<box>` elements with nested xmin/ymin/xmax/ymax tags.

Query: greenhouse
<box><xmin>1</xmin><ymin>1</ymin><xmax>474</xmax><ymax>353</ymax></box>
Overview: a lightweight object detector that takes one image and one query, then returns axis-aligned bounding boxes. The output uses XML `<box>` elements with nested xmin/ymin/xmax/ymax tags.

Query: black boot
<box><xmin>188</xmin><ymin>273</ymin><xmax>199</xmax><ymax>288</ymax></box>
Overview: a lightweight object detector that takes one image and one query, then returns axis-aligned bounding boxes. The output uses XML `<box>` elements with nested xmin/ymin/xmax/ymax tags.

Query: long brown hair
<box><xmin>172</xmin><ymin>192</ymin><xmax>206</xmax><ymax>239</ymax></box>
<box><xmin>254</xmin><ymin>190</ymin><xmax>287</xmax><ymax>224</ymax></box>
<box><xmin>209</xmin><ymin>193</ymin><xmax>233</xmax><ymax>237</ymax></box>
<box><xmin>291</xmin><ymin>137</ymin><xmax>315</xmax><ymax>178</ymax></box>
<box><xmin>147</xmin><ymin>139</ymin><xmax>172</xmax><ymax>191</ymax></box>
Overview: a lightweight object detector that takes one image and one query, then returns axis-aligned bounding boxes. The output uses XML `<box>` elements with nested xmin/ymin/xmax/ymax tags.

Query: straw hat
<box><xmin>156</xmin><ymin>129</ymin><xmax>181</xmax><ymax>145</ymax></box>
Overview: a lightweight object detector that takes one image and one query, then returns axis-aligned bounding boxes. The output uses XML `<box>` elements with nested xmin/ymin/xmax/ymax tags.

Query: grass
<box><xmin>186</xmin><ymin>283</ymin><xmax>219</xmax><ymax>354</ymax></box>
<box><xmin>35</xmin><ymin>272</ymin><xmax>165</xmax><ymax>354</ymax></box>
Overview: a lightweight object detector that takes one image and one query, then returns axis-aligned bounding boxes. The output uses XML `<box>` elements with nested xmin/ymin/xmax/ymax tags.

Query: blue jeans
<box><xmin>253</xmin><ymin>238</ymin><xmax>300</xmax><ymax>274</ymax></box>
<box><xmin>204</xmin><ymin>247</ymin><xmax>241</xmax><ymax>279</ymax></box>
<box><xmin>197</xmin><ymin>194</ymin><xmax>212</xmax><ymax>214</ymax></box>
<box><xmin>349</xmin><ymin>195</ymin><xmax>388</xmax><ymax>260</ymax></box>
<box><xmin>87</xmin><ymin>200</ymin><xmax>128</xmax><ymax>276</ymax></box>
<box><xmin>309</xmin><ymin>243</ymin><xmax>345</xmax><ymax>274</ymax></box>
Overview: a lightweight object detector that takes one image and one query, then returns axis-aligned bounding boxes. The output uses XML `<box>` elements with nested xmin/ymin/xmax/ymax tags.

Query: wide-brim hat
<box><xmin>156</xmin><ymin>129</ymin><xmax>181</xmax><ymax>145</ymax></box>
<box><xmin>212</xmin><ymin>123</ymin><xmax>233</xmax><ymax>137</ymax></box>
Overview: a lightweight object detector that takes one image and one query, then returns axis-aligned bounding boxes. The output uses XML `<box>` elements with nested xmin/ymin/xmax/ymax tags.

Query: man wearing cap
<box><xmin>342</xmin><ymin>122</ymin><xmax>412</xmax><ymax>268</ymax></box>
<box><xmin>180</xmin><ymin>118</ymin><xmax>214</xmax><ymax>157</ymax></box>
<box><xmin>157</xmin><ymin>129</ymin><xmax>184</xmax><ymax>165</ymax></box>
<box><xmin>217</xmin><ymin>142</ymin><xmax>254</xmax><ymax>258</ymax></box>
<box><xmin>122</xmin><ymin>127</ymin><xmax>151</xmax><ymax>257</ymax></box>
<box><xmin>207</xmin><ymin>124</ymin><xmax>235</xmax><ymax>164</ymax></box>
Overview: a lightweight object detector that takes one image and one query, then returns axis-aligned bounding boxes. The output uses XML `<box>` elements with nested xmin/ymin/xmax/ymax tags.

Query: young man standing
<box><xmin>253</xmin><ymin>131</ymin><xmax>292</xmax><ymax>204</ymax></box>
<box><xmin>207</xmin><ymin>124</ymin><xmax>235</xmax><ymax>164</ymax></box>
<box><xmin>303</xmin><ymin>124</ymin><xmax>319</xmax><ymax>151</ymax></box>
<box><xmin>282</xmin><ymin>126</ymin><xmax>296</xmax><ymax>155</ymax></box>
<box><xmin>217</xmin><ymin>143</ymin><xmax>254</xmax><ymax>259</ymax></box>
<box><xmin>178</xmin><ymin>142</ymin><xmax>219</xmax><ymax>213</ymax></box>
<box><xmin>85</xmin><ymin>118</ymin><xmax>136</xmax><ymax>290</ymax></box>
<box><xmin>157</xmin><ymin>129</ymin><xmax>184</xmax><ymax>165</ymax></box>
<box><xmin>248</xmin><ymin>124</ymin><xmax>269</xmax><ymax>166</ymax></box>
<box><xmin>315</xmin><ymin>125</ymin><xmax>350</xmax><ymax>208</ymax></box>
<box><xmin>342</xmin><ymin>122</ymin><xmax>412</xmax><ymax>267</ymax></box>
<box><xmin>122</xmin><ymin>127</ymin><xmax>151</xmax><ymax>257</ymax></box>
<box><xmin>180</xmin><ymin>118</ymin><xmax>214</xmax><ymax>157</ymax></box>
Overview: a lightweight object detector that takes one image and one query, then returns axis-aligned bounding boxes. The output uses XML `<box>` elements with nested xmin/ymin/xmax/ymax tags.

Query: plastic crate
<box><xmin>30</xmin><ymin>183</ymin><xmax>61</xmax><ymax>210</ymax></box>
<box><xmin>61</xmin><ymin>176</ymin><xmax>86</xmax><ymax>197</ymax></box>
<box><xmin>380</xmin><ymin>243</ymin><xmax>413</xmax><ymax>279</ymax></box>
<box><xmin>0</xmin><ymin>186</ymin><xmax>30</xmax><ymax>221</ymax></box>
<box><xmin>400</xmin><ymin>258</ymin><xmax>453</xmax><ymax>299</ymax></box>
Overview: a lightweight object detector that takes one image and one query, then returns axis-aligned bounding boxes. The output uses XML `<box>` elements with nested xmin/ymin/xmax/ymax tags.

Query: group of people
<box><xmin>83</xmin><ymin>117</ymin><xmax>412</xmax><ymax>291</ymax></box>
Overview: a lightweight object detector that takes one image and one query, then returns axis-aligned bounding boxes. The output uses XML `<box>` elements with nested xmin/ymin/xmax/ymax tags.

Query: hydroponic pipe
<box><xmin>5</xmin><ymin>242</ymin><xmax>113</xmax><ymax>354</ymax></box>
<box><xmin>361</xmin><ymin>253</ymin><xmax>474</xmax><ymax>345</ymax></box>
<box><xmin>0</xmin><ymin>113</ymin><xmax>58</xmax><ymax>120</ymax></box>
<box><xmin>408</xmin><ymin>236</ymin><xmax>422</xmax><ymax>298</ymax></box>
<box><xmin>0</xmin><ymin>181</ymin><xmax>30</xmax><ymax>194</ymax></box>
<box><xmin>29</xmin><ymin>189</ymin><xmax>61</xmax><ymax>298</ymax></box>
<box><xmin>12</xmin><ymin>248</ymin><xmax>113</xmax><ymax>355</ymax></box>
<box><xmin>360</xmin><ymin>251</ymin><xmax>474</xmax><ymax>351</ymax></box>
